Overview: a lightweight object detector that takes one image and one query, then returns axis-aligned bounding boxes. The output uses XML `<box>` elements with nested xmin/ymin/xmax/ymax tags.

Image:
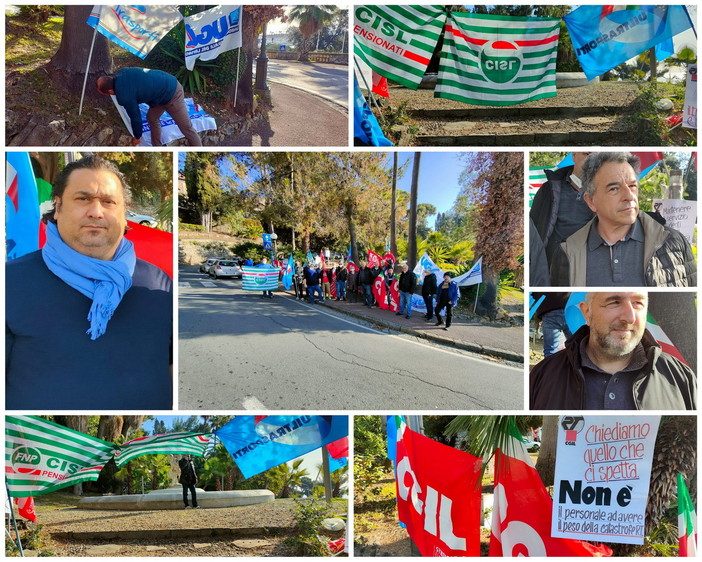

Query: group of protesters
<box><xmin>289</xmin><ymin>256</ymin><xmax>460</xmax><ymax>330</ymax></box>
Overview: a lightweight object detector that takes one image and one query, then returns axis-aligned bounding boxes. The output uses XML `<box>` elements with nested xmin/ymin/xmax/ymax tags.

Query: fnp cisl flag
<box><xmin>435</xmin><ymin>12</ymin><xmax>560</xmax><ymax>106</ymax></box>
<box><xmin>564</xmin><ymin>5</ymin><xmax>694</xmax><ymax>81</ymax></box>
<box><xmin>216</xmin><ymin>415</ymin><xmax>348</xmax><ymax>479</ymax></box>
<box><xmin>185</xmin><ymin>5</ymin><xmax>242</xmax><ymax>71</ymax></box>
<box><xmin>6</xmin><ymin>416</ymin><xmax>116</xmax><ymax>497</ymax></box>
<box><xmin>354</xmin><ymin>5</ymin><xmax>447</xmax><ymax>89</ymax></box>
<box><xmin>114</xmin><ymin>433</ymin><xmax>211</xmax><ymax>468</ymax></box>
<box><xmin>242</xmin><ymin>266</ymin><xmax>279</xmax><ymax>291</ymax></box>
<box><xmin>87</xmin><ymin>5</ymin><xmax>183</xmax><ymax>59</ymax></box>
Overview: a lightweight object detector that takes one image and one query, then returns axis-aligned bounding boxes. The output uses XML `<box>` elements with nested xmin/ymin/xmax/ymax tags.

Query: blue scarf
<box><xmin>42</xmin><ymin>221</ymin><xmax>136</xmax><ymax>340</ymax></box>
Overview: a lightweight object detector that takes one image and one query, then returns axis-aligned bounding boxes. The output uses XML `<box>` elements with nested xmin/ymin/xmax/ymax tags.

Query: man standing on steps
<box><xmin>97</xmin><ymin>67</ymin><xmax>203</xmax><ymax>146</ymax></box>
<box><xmin>178</xmin><ymin>454</ymin><xmax>199</xmax><ymax>509</ymax></box>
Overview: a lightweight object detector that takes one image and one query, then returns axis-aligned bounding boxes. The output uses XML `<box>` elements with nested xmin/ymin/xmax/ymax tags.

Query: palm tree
<box><xmin>266</xmin><ymin>459</ymin><xmax>310</xmax><ymax>498</ymax></box>
<box><xmin>288</xmin><ymin>6</ymin><xmax>338</xmax><ymax>62</ymax></box>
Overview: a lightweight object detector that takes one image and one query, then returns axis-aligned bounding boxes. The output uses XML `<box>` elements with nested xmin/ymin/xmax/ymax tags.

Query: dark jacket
<box><xmin>550</xmin><ymin>212</ymin><xmax>697</xmax><ymax>287</ymax></box>
<box><xmin>530</xmin><ymin>325</ymin><xmax>696</xmax><ymax>410</ymax></box>
<box><xmin>398</xmin><ymin>271</ymin><xmax>416</xmax><ymax>293</ymax></box>
<box><xmin>437</xmin><ymin>280</ymin><xmax>460</xmax><ymax>306</ymax></box>
<box><xmin>304</xmin><ymin>267</ymin><xmax>321</xmax><ymax>286</ymax></box>
<box><xmin>421</xmin><ymin>273</ymin><xmax>438</xmax><ymax>297</ymax></box>
<box><xmin>178</xmin><ymin>457</ymin><xmax>198</xmax><ymax>485</ymax></box>
<box><xmin>115</xmin><ymin>68</ymin><xmax>178</xmax><ymax>139</ymax></box>
<box><xmin>335</xmin><ymin>267</ymin><xmax>348</xmax><ymax>282</ymax></box>
<box><xmin>358</xmin><ymin>266</ymin><xmax>374</xmax><ymax>285</ymax></box>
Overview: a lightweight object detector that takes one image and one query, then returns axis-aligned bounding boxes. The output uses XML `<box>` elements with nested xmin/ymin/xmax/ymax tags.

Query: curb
<box><xmin>53</xmin><ymin>526</ymin><xmax>290</xmax><ymax>541</ymax></box>
<box><xmin>298</xmin><ymin>296</ymin><xmax>523</xmax><ymax>364</ymax></box>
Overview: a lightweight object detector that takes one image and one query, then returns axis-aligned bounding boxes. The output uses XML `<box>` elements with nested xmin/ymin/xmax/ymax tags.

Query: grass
<box><xmin>5</xmin><ymin>16</ymin><xmax>63</xmax><ymax>69</ymax></box>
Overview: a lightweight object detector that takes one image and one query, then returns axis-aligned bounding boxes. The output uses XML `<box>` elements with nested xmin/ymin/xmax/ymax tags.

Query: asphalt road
<box><xmin>178</xmin><ymin>270</ymin><xmax>523</xmax><ymax>410</ymax></box>
<box><xmin>264</xmin><ymin>60</ymin><xmax>348</xmax><ymax>108</ymax></box>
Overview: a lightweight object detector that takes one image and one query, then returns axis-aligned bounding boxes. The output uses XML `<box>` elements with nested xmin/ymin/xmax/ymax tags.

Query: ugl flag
<box><xmin>453</xmin><ymin>257</ymin><xmax>483</xmax><ymax>287</ymax></box>
<box><xmin>393</xmin><ymin>417</ymin><xmax>482</xmax><ymax>556</ymax></box>
<box><xmin>436</xmin><ymin>12</ymin><xmax>560</xmax><ymax>106</ymax></box>
<box><xmin>185</xmin><ymin>5</ymin><xmax>242</xmax><ymax>71</ymax></box>
<box><xmin>87</xmin><ymin>5</ymin><xmax>183</xmax><ymax>59</ymax></box>
<box><xmin>6</xmin><ymin>416</ymin><xmax>116</xmax><ymax>497</ymax></box>
<box><xmin>6</xmin><ymin>152</ymin><xmax>40</xmax><ymax>261</ymax></box>
<box><xmin>354</xmin><ymin>5</ymin><xmax>447</xmax><ymax>89</ymax></box>
<box><xmin>216</xmin><ymin>415</ymin><xmax>348</xmax><ymax>479</ymax></box>
<box><xmin>678</xmin><ymin>473</ymin><xmax>697</xmax><ymax>556</ymax></box>
<box><xmin>564</xmin><ymin>6</ymin><xmax>694</xmax><ymax>81</ymax></box>
<box><xmin>114</xmin><ymin>432</ymin><xmax>211</xmax><ymax>468</ymax></box>
<box><xmin>490</xmin><ymin>421</ymin><xmax>612</xmax><ymax>556</ymax></box>
<box><xmin>241</xmin><ymin>266</ymin><xmax>279</xmax><ymax>291</ymax></box>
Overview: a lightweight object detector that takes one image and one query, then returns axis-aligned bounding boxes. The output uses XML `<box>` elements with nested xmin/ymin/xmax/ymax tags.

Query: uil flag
<box><xmin>564</xmin><ymin>6</ymin><xmax>694</xmax><ymax>81</ymax></box>
<box><xmin>282</xmin><ymin>253</ymin><xmax>295</xmax><ymax>290</ymax></box>
<box><xmin>185</xmin><ymin>5</ymin><xmax>242</xmax><ymax>71</ymax></box>
<box><xmin>216</xmin><ymin>415</ymin><xmax>348</xmax><ymax>479</ymax></box>
<box><xmin>114</xmin><ymin>433</ymin><xmax>211</xmax><ymax>468</ymax></box>
<box><xmin>453</xmin><ymin>257</ymin><xmax>483</xmax><ymax>287</ymax></box>
<box><xmin>678</xmin><ymin>473</ymin><xmax>697</xmax><ymax>556</ymax></box>
<box><xmin>436</xmin><ymin>12</ymin><xmax>560</xmax><ymax>106</ymax></box>
<box><xmin>87</xmin><ymin>5</ymin><xmax>183</xmax><ymax>59</ymax></box>
<box><xmin>6</xmin><ymin>152</ymin><xmax>40</xmax><ymax>261</ymax></box>
<box><xmin>393</xmin><ymin>416</ymin><xmax>483</xmax><ymax>556</ymax></box>
<box><xmin>490</xmin><ymin>421</ymin><xmax>613</xmax><ymax>556</ymax></box>
<box><xmin>354</xmin><ymin>5</ymin><xmax>447</xmax><ymax>89</ymax></box>
<box><xmin>241</xmin><ymin>266</ymin><xmax>279</xmax><ymax>291</ymax></box>
<box><xmin>5</xmin><ymin>416</ymin><xmax>116</xmax><ymax>497</ymax></box>
<box><xmin>413</xmin><ymin>252</ymin><xmax>442</xmax><ymax>280</ymax></box>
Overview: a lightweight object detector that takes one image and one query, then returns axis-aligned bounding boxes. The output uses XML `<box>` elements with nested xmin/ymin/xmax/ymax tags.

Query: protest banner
<box><xmin>552</xmin><ymin>415</ymin><xmax>660</xmax><ymax>545</ymax></box>
<box><xmin>653</xmin><ymin>198</ymin><xmax>697</xmax><ymax>244</ymax></box>
<box><xmin>683</xmin><ymin>64</ymin><xmax>697</xmax><ymax>129</ymax></box>
<box><xmin>185</xmin><ymin>6</ymin><xmax>242</xmax><ymax>70</ymax></box>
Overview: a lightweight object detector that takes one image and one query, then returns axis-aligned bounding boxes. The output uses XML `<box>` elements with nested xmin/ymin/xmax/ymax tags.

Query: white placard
<box><xmin>653</xmin><ymin>198</ymin><xmax>697</xmax><ymax>244</ymax></box>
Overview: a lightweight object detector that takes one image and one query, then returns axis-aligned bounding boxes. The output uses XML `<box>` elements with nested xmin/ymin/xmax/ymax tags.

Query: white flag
<box><xmin>454</xmin><ymin>257</ymin><xmax>483</xmax><ymax>287</ymax></box>
<box><xmin>185</xmin><ymin>6</ymin><xmax>243</xmax><ymax>71</ymax></box>
<box><xmin>413</xmin><ymin>252</ymin><xmax>443</xmax><ymax>280</ymax></box>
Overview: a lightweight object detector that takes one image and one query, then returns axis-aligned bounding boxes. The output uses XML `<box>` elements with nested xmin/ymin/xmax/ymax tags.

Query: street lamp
<box><xmin>270</xmin><ymin>232</ymin><xmax>278</xmax><ymax>262</ymax></box>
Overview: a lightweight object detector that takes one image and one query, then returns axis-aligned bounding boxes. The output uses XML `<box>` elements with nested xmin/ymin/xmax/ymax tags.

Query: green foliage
<box><xmin>529</xmin><ymin>152</ymin><xmax>568</xmax><ymax>168</ymax></box>
<box><xmin>231</xmin><ymin>241</ymin><xmax>267</xmax><ymax>260</ymax></box>
<box><xmin>285</xmin><ymin>499</ymin><xmax>333</xmax><ymax>556</ymax></box>
<box><xmin>6</xmin><ymin>524</ymin><xmax>54</xmax><ymax>557</ymax></box>
<box><xmin>180</xmin><ymin>222</ymin><xmax>206</xmax><ymax>232</ymax></box>
<box><xmin>376</xmin><ymin>100</ymin><xmax>419</xmax><ymax>144</ymax></box>
<box><xmin>354</xmin><ymin>416</ymin><xmax>387</xmax><ymax>462</ymax></box>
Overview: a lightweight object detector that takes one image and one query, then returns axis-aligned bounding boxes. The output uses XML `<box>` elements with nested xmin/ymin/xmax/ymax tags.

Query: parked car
<box><xmin>199</xmin><ymin>257</ymin><xmax>224</xmax><ymax>274</ymax></box>
<box><xmin>209</xmin><ymin>259</ymin><xmax>242</xmax><ymax>279</ymax></box>
<box><xmin>127</xmin><ymin>210</ymin><xmax>157</xmax><ymax>227</ymax></box>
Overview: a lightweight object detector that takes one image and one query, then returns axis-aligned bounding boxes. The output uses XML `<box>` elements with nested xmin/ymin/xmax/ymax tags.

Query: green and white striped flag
<box><xmin>242</xmin><ymin>266</ymin><xmax>279</xmax><ymax>291</ymax></box>
<box><xmin>436</xmin><ymin>12</ymin><xmax>560</xmax><ymax>106</ymax></box>
<box><xmin>353</xmin><ymin>5</ymin><xmax>447</xmax><ymax>89</ymax></box>
<box><xmin>114</xmin><ymin>432</ymin><xmax>211</xmax><ymax>468</ymax></box>
<box><xmin>5</xmin><ymin>416</ymin><xmax>116</xmax><ymax>497</ymax></box>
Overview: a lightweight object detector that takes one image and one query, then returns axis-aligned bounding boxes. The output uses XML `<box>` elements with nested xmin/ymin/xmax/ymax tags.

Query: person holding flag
<box><xmin>256</xmin><ymin>257</ymin><xmax>275</xmax><ymax>299</ymax></box>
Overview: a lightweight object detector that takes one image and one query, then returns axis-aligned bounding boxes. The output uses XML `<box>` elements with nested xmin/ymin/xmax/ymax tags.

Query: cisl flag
<box><xmin>490</xmin><ymin>421</ymin><xmax>612</xmax><ymax>556</ymax></box>
<box><xmin>394</xmin><ymin>417</ymin><xmax>482</xmax><ymax>556</ymax></box>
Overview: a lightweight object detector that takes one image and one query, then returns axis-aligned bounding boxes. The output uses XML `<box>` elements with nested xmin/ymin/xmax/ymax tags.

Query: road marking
<box><xmin>178</xmin><ymin>282</ymin><xmax>192</xmax><ymax>288</ymax></box>
<box><xmin>287</xmin><ymin>298</ymin><xmax>522</xmax><ymax>372</ymax></box>
<box><xmin>201</xmin><ymin>281</ymin><xmax>217</xmax><ymax>287</ymax></box>
<box><xmin>242</xmin><ymin>396</ymin><xmax>267</xmax><ymax>410</ymax></box>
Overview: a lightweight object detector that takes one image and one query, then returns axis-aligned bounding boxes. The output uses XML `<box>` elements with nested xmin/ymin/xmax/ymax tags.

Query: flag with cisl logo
<box><xmin>393</xmin><ymin>417</ymin><xmax>482</xmax><ymax>556</ymax></box>
<box><xmin>435</xmin><ymin>12</ymin><xmax>560</xmax><ymax>106</ymax></box>
<box><xmin>354</xmin><ymin>5</ymin><xmax>447</xmax><ymax>89</ymax></box>
<box><xmin>87</xmin><ymin>5</ymin><xmax>183</xmax><ymax>59</ymax></box>
<box><xmin>114</xmin><ymin>432</ymin><xmax>211</xmax><ymax>468</ymax></box>
<box><xmin>184</xmin><ymin>5</ymin><xmax>242</xmax><ymax>71</ymax></box>
<box><xmin>5</xmin><ymin>416</ymin><xmax>117</xmax><ymax>497</ymax></box>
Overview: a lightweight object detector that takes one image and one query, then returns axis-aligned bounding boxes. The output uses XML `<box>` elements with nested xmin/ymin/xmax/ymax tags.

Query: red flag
<box><xmin>346</xmin><ymin>261</ymin><xmax>358</xmax><ymax>273</ymax></box>
<box><xmin>394</xmin><ymin>420</ymin><xmax>483</xmax><ymax>556</ymax></box>
<box><xmin>125</xmin><ymin>221</ymin><xmax>173</xmax><ymax>278</ymax></box>
<box><xmin>372</xmin><ymin>71</ymin><xmax>390</xmax><ymax>98</ymax></box>
<box><xmin>382</xmin><ymin>251</ymin><xmax>396</xmax><ymax>264</ymax></box>
<box><xmin>327</xmin><ymin>437</ymin><xmax>348</xmax><ymax>459</ymax></box>
<box><xmin>14</xmin><ymin>497</ymin><xmax>37</xmax><ymax>523</ymax></box>
<box><xmin>367</xmin><ymin>249</ymin><xmax>382</xmax><ymax>268</ymax></box>
<box><xmin>373</xmin><ymin>276</ymin><xmax>400</xmax><ymax>312</ymax></box>
<box><xmin>490</xmin><ymin>430</ymin><xmax>612</xmax><ymax>557</ymax></box>
<box><xmin>330</xmin><ymin>268</ymin><xmax>338</xmax><ymax>298</ymax></box>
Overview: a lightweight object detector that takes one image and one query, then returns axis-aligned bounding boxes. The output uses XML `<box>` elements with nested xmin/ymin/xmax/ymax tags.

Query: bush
<box><xmin>285</xmin><ymin>499</ymin><xmax>332</xmax><ymax>557</ymax></box>
<box><xmin>180</xmin><ymin>222</ymin><xmax>206</xmax><ymax>232</ymax></box>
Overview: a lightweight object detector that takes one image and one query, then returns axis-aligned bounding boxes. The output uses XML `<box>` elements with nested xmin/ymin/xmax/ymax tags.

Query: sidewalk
<box><xmin>285</xmin><ymin>291</ymin><xmax>524</xmax><ymax>363</ymax></box>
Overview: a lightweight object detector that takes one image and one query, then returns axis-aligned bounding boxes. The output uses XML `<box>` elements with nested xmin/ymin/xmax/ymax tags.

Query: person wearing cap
<box><xmin>434</xmin><ymin>272</ymin><xmax>460</xmax><ymax>330</ymax></box>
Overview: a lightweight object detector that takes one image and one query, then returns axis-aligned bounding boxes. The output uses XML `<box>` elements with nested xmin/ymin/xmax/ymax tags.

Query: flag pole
<box><xmin>79</xmin><ymin>23</ymin><xmax>100</xmax><ymax>116</ymax></box>
<box><xmin>353</xmin><ymin>57</ymin><xmax>383</xmax><ymax>117</ymax></box>
<box><xmin>473</xmin><ymin>283</ymin><xmax>480</xmax><ymax>313</ymax></box>
<box><xmin>234</xmin><ymin>48</ymin><xmax>241</xmax><ymax>106</ymax></box>
<box><xmin>321</xmin><ymin>446</ymin><xmax>333</xmax><ymax>504</ymax></box>
<box><xmin>5</xmin><ymin>482</ymin><xmax>24</xmax><ymax>556</ymax></box>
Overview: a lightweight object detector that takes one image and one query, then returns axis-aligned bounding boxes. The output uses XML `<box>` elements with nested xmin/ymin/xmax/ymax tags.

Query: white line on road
<box><xmin>178</xmin><ymin>282</ymin><xmax>191</xmax><ymax>288</ymax></box>
<box><xmin>201</xmin><ymin>281</ymin><xmax>217</xmax><ymax>287</ymax></box>
<box><xmin>287</xmin><ymin>298</ymin><xmax>522</xmax><ymax>372</ymax></box>
<box><xmin>242</xmin><ymin>396</ymin><xmax>267</xmax><ymax>410</ymax></box>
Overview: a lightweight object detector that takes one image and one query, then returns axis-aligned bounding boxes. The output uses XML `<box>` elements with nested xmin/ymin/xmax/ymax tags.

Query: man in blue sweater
<box><xmin>97</xmin><ymin>67</ymin><xmax>202</xmax><ymax>146</ymax></box>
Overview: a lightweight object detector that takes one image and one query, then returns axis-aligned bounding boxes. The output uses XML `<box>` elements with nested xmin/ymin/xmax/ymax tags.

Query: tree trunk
<box><xmin>345</xmin><ymin>201</ymin><xmax>358</xmax><ymax>264</ymax></box>
<box><xmin>297</xmin><ymin>36</ymin><xmax>311</xmax><ymax>62</ymax></box>
<box><xmin>98</xmin><ymin>416</ymin><xmax>124</xmax><ymax>442</ymax></box>
<box><xmin>229</xmin><ymin>14</ymin><xmax>257</xmax><ymax>117</ymax></box>
<box><xmin>121</xmin><ymin>416</ymin><xmax>145</xmax><ymax>438</ymax></box>
<box><xmin>390</xmin><ymin>153</ymin><xmax>398</xmax><ymax>258</ymax></box>
<box><xmin>476</xmin><ymin>266</ymin><xmax>499</xmax><ymax>320</ymax></box>
<box><xmin>30</xmin><ymin>152</ymin><xmax>61</xmax><ymax>184</ymax></box>
<box><xmin>303</xmin><ymin>230</ymin><xmax>311</xmax><ymax>254</ymax></box>
<box><xmin>647</xmin><ymin>293</ymin><xmax>697</xmax><ymax>373</ymax></box>
<box><xmin>534</xmin><ymin>416</ymin><xmax>558</xmax><ymax>487</ymax></box>
<box><xmin>407</xmin><ymin>153</ymin><xmax>421</xmax><ymax>271</ymax></box>
<box><xmin>47</xmin><ymin>6</ymin><xmax>114</xmax><ymax>97</ymax></box>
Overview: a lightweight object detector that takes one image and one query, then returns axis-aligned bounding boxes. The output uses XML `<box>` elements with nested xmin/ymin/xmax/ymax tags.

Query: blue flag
<box><xmin>216</xmin><ymin>415</ymin><xmax>348</xmax><ymax>479</ymax></box>
<box><xmin>6</xmin><ymin>152</ymin><xmax>40</xmax><ymax>261</ymax></box>
<box><xmin>565</xmin><ymin>5</ymin><xmax>694</xmax><ymax>80</ymax></box>
<box><xmin>354</xmin><ymin>76</ymin><xmax>393</xmax><ymax>147</ymax></box>
<box><xmin>282</xmin><ymin>253</ymin><xmax>294</xmax><ymax>290</ymax></box>
<box><xmin>328</xmin><ymin>453</ymin><xmax>348</xmax><ymax>474</ymax></box>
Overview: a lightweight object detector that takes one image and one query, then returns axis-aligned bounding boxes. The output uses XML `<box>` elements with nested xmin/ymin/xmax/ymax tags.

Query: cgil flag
<box><xmin>216</xmin><ymin>415</ymin><xmax>348</xmax><ymax>479</ymax></box>
<box><xmin>367</xmin><ymin>249</ymin><xmax>382</xmax><ymax>268</ymax></box>
<box><xmin>87</xmin><ymin>5</ymin><xmax>183</xmax><ymax>59</ymax></box>
<box><xmin>436</xmin><ymin>12</ymin><xmax>560</xmax><ymax>106</ymax></box>
<box><xmin>241</xmin><ymin>266</ymin><xmax>279</xmax><ymax>291</ymax></box>
<box><xmin>5</xmin><ymin>416</ymin><xmax>117</xmax><ymax>498</ymax></box>
<box><xmin>453</xmin><ymin>256</ymin><xmax>483</xmax><ymax>287</ymax></box>
<box><xmin>353</xmin><ymin>5</ymin><xmax>447</xmax><ymax>89</ymax></box>
<box><xmin>678</xmin><ymin>473</ymin><xmax>697</xmax><ymax>557</ymax></box>
<box><xmin>185</xmin><ymin>5</ymin><xmax>242</xmax><ymax>71</ymax></box>
<box><xmin>564</xmin><ymin>5</ymin><xmax>694</xmax><ymax>81</ymax></box>
<box><xmin>125</xmin><ymin>220</ymin><xmax>173</xmax><ymax>277</ymax></box>
<box><xmin>114</xmin><ymin>432</ymin><xmax>211</xmax><ymax>468</ymax></box>
<box><xmin>490</xmin><ymin>420</ymin><xmax>613</xmax><ymax>556</ymax></box>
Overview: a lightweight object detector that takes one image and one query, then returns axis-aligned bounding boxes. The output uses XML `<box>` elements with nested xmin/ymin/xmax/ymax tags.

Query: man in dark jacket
<box><xmin>421</xmin><ymin>270</ymin><xmax>438</xmax><ymax>321</ymax></box>
<box><xmin>178</xmin><ymin>455</ymin><xmax>199</xmax><ymax>508</ymax></box>
<box><xmin>530</xmin><ymin>291</ymin><xmax>696</xmax><ymax>410</ymax></box>
<box><xmin>334</xmin><ymin>265</ymin><xmax>348</xmax><ymax>300</ymax></box>
<box><xmin>435</xmin><ymin>273</ymin><xmax>460</xmax><ymax>330</ymax></box>
<box><xmin>97</xmin><ymin>68</ymin><xmax>202</xmax><ymax>146</ymax></box>
<box><xmin>358</xmin><ymin>261</ymin><xmax>375</xmax><ymax>307</ymax></box>
<box><xmin>303</xmin><ymin>264</ymin><xmax>322</xmax><ymax>304</ymax></box>
<box><xmin>396</xmin><ymin>264</ymin><xmax>417</xmax><ymax>319</ymax></box>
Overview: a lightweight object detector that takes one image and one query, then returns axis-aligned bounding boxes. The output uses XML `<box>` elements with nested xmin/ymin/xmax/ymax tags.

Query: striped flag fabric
<box><xmin>435</xmin><ymin>12</ymin><xmax>560</xmax><ymax>106</ymax></box>
<box><xmin>5</xmin><ymin>416</ymin><xmax>116</xmax><ymax>498</ymax></box>
<box><xmin>114</xmin><ymin>432</ymin><xmax>211</xmax><ymax>468</ymax></box>
<box><xmin>678</xmin><ymin>473</ymin><xmax>697</xmax><ymax>556</ymax></box>
<box><xmin>242</xmin><ymin>266</ymin><xmax>279</xmax><ymax>291</ymax></box>
<box><xmin>646</xmin><ymin>312</ymin><xmax>688</xmax><ymax>365</ymax></box>
<box><xmin>353</xmin><ymin>5</ymin><xmax>447</xmax><ymax>89</ymax></box>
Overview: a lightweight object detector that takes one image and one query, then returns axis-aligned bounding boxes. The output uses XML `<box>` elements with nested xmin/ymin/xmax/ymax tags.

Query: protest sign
<box><xmin>653</xmin><ymin>199</ymin><xmax>697</xmax><ymax>244</ymax></box>
<box><xmin>552</xmin><ymin>415</ymin><xmax>660</xmax><ymax>545</ymax></box>
<box><xmin>683</xmin><ymin>64</ymin><xmax>697</xmax><ymax>129</ymax></box>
